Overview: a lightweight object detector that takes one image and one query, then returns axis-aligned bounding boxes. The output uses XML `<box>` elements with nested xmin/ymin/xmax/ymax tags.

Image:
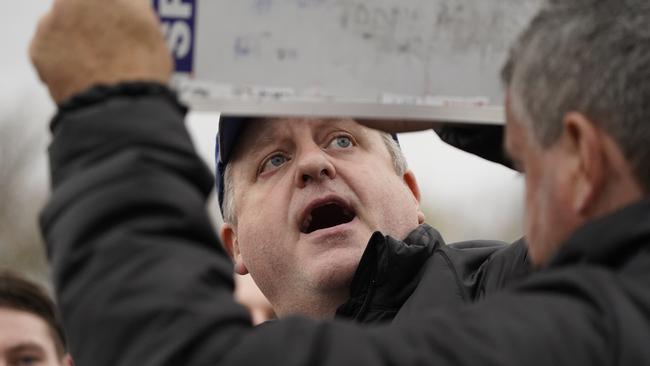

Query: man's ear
<box><xmin>562</xmin><ymin>112</ymin><xmax>605</xmax><ymax>214</ymax></box>
<box><xmin>402</xmin><ymin>170</ymin><xmax>426</xmax><ymax>224</ymax></box>
<box><xmin>220</xmin><ymin>223</ymin><xmax>249</xmax><ymax>275</ymax></box>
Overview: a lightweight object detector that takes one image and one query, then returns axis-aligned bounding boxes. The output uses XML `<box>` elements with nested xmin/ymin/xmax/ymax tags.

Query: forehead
<box><xmin>232</xmin><ymin>117</ymin><xmax>379</xmax><ymax>158</ymax></box>
<box><xmin>249</xmin><ymin>117</ymin><xmax>360</xmax><ymax>138</ymax></box>
<box><xmin>0</xmin><ymin>307</ymin><xmax>55</xmax><ymax>349</ymax></box>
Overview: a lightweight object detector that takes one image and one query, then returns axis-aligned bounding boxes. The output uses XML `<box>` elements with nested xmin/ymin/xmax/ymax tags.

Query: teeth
<box><xmin>302</xmin><ymin>213</ymin><xmax>312</xmax><ymax>232</ymax></box>
<box><xmin>301</xmin><ymin>202</ymin><xmax>355</xmax><ymax>234</ymax></box>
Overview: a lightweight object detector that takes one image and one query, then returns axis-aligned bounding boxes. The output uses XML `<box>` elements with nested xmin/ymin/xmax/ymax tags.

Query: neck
<box><xmin>272</xmin><ymin>288</ymin><xmax>349</xmax><ymax>319</ymax></box>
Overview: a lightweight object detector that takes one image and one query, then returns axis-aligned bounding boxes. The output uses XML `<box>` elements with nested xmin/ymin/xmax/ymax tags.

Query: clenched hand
<box><xmin>30</xmin><ymin>0</ymin><xmax>172</xmax><ymax>103</ymax></box>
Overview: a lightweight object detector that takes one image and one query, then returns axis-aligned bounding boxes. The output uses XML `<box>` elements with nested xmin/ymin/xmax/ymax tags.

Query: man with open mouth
<box><xmin>215</xmin><ymin>116</ymin><xmax>530</xmax><ymax>320</ymax></box>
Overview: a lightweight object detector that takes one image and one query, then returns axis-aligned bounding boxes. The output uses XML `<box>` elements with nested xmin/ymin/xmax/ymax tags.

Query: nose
<box><xmin>294</xmin><ymin>145</ymin><xmax>336</xmax><ymax>188</ymax></box>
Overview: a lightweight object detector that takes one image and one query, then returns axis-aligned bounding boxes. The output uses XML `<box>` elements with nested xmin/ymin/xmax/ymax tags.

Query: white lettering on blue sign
<box><xmin>161</xmin><ymin>22</ymin><xmax>192</xmax><ymax>59</ymax></box>
<box><xmin>154</xmin><ymin>0</ymin><xmax>195</xmax><ymax>73</ymax></box>
<box><xmin>159</xmin><ymin>0</ymin><xmax>192</xmax><ymax>18</ymax></box>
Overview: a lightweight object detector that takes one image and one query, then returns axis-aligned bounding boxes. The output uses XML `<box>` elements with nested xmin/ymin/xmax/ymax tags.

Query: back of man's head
<box><xmin>0</xmin><ymin>270</ymin><xmax>68</xmax><ymax>359</ymax></box>
<box><xmin>504</xmin><ymin>0</ymin><xmax>650</xmax><ymax>192</ymax></box>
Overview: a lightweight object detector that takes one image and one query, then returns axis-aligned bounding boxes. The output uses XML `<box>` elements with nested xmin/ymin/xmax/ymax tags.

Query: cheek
<box><xmin>236</xmin><ymin>174</ymin><xmax>293</xmax><ymax>228</ymax></box>
<box><xmin>523</xmin><ymin>176</ymin><xmax>542</xmax><ymax>241</ymax></box>
<box><xmin>235</xmin><ymin>218</ymin><xmax>290</xmax><ymax>295</ymax></box>
<box><xmin>358</xmin><ymin>171</ymin><xmax>419</xmax><ymax>238</ymax></box>
<box><xmin>523</xmin><ymin>165</ymin><xmax>570</xmax><ymax>264</ymax></box>
<box><xmin>523</xmin><ymin>165</ymin><xmax>555</xmax><ymax>260</ymax></box>
<box><xmin>235</xmin><ymin>200</ymin><xmax>289</xmax><ymax>268</ymax></box>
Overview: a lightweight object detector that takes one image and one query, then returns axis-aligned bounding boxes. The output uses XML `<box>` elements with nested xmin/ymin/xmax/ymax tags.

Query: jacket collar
<box><xmin>548</xmin><ymin>198</ymin><xmax>650</xmax><ymax>268</ymax></box>
<box><xmin>335</xmin><ymin>224</ymin><xmax>444</xmax><ymax>322</ymax></box>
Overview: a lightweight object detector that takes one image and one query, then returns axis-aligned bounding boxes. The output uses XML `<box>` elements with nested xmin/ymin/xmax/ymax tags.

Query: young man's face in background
<box><xmin>0</xmin><ymin>307</ymin><xmax>70</xmax><ymax>366</ymax></box>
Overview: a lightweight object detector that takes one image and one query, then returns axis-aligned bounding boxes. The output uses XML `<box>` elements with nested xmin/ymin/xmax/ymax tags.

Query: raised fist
<box><xmin>30</xmin><ymin>0</ymin><xmax>172</xmax><ymax>103</ymax></box>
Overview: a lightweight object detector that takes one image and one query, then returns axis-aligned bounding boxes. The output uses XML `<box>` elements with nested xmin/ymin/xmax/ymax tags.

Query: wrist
<box><xmin>52</xmin><ymin>82</ymin><xmax>186</xmax><ymax>132</ymax></box>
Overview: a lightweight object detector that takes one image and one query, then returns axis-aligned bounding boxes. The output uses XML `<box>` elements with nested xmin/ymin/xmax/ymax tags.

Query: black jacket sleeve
<box><xmin>41</xmin><ymin>85</ymin><xmax>610</xmax><ymax>366</ymax></box>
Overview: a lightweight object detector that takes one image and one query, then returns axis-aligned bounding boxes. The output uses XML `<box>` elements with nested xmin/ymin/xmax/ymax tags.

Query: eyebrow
<box><xmin>241</xmin><ymin>118</ymin><xmax>363</xmax><ymax>157</ymax></box>
<box><xmin>250</xmin><ymin>134</ymin><xmax>279</xmax><ymax>151</ymax></box>
<box><xmin>8</xmin><ymin>342</ymin><xmax>47</xmax><ymax>354</ymax></box>
<box><xmin>245</xmin><ymin>133</ymin><xmax>286</xmax><ymax>160</ymax></box>
<box><xmin>237</xmin><ymin>122</ymin><xmax>283</xmax><ymax>158</ymax></box>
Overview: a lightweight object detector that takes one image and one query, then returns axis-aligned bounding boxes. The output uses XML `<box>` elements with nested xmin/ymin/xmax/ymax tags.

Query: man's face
<box><xmin>505</xmin><ymin>100</ymin><xmax>581</xmax><ymax>266</ymax></box>
<box><xmin>0</xmin><ymin>307</ymin><xmax>68</xmax><ymax>366</ymax></box>
<box><xmin>224</xmin><ymin>118</ymin><xmax>423</xmax><ymax>313</ymax></box>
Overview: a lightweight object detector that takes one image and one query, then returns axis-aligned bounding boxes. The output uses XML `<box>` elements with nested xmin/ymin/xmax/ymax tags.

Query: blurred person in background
<box><xmin>234</xmin><ymin>274</ymin><xmax>275</xmax><ymax>325</ymax></box>
<box><xmin>0</xmin><ymin>270</ymin><xmax>72</xmax><ymax>366</ymax></box>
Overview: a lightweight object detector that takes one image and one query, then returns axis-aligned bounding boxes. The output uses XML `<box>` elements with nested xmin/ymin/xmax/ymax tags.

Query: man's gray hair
<box><xmin>222</xmin><ymin>131</ymin><xmax>407</xmax><ymax>225</ymax></box>
<box><xmin>503</xmin><ymin>0</ymin><xmax>650</xmax><ymax>192</ymax></box>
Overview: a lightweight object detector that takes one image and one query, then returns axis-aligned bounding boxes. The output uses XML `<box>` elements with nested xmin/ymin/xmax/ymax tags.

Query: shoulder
<box><xmin>431</xmin><ymin>238</ymin><xmax>532</xmax><ymax>300</ymax></box>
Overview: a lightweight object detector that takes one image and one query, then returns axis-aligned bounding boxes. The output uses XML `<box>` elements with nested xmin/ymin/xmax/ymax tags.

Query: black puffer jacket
<box><xmin>42</xmin><ymin>86</ymin><xmax>650</xmax><ymax>366</ymax></box>
<box><xmin>336</xmin><ymin>225</ymin><xmax>529</xmax><ymax>323</ymax></box>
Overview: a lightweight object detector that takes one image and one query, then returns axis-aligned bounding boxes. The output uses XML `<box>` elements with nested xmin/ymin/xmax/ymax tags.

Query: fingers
<box><xmin>28</xmin><ymin>11</ymin><xmax>50</xmax><ymax>75</ymax></box>
<box><xmin>29</xmin><ymin>0</ymin><xmax>173</xmax><ymax>103</ymax></box>
<box><xmin>29</xmin><ymin>11</ymin><xmax>60</xmax><ymax>100</ymax></box>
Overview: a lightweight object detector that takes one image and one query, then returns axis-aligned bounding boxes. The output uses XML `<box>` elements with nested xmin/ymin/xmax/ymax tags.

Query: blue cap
<box><xmin>215</xmin><ymin>117</ymin><xmax>400</xmax><ymax>215</ymax></box>
<box><xmin>215</xmin><ymin>116</ymin><xmax>249</xmax><ymax>215</ymax></box>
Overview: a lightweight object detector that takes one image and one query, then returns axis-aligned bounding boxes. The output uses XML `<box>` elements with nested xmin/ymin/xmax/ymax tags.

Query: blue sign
<box><xmin>153</xmin><ymin>0</ymin><xmax>196</xmax><ymax>73</ymax></box>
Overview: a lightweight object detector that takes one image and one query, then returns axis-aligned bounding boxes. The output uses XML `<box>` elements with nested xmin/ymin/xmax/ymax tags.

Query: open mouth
<box><xmin>300</xmin><ymin>201</ymin><xmax>356</xmax><ymax>234</ymax></box>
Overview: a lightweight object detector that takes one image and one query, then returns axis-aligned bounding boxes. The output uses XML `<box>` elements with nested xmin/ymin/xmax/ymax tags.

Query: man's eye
<box><xmin>260</xmin><ymin>153</ymin><xmax>290</xmax><ymax>174</ymax></box>
<box><xmin>328</xmin><ymin>135</ymin><xmax>353</xmax><ymax>149</ymax></box>
<box><xmin>12</xmin><ymin>355</ymin><xmax>41</xmax><ymax>366</ymax></box>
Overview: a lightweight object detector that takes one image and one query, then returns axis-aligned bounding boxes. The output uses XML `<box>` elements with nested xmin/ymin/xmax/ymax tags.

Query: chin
<box><xmin>307</xmin><ymin>249</ymin><xmax>363</xmax><ymax>291</ymax></box>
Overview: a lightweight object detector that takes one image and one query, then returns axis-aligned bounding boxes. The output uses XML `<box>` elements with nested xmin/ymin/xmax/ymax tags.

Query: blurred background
<box><xmin>0</xmin><ymin>1</ymin><xmax>524</xmax><ymax>291</ymax></box>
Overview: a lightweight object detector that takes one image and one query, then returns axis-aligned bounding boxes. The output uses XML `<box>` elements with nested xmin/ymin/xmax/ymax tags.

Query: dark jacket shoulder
<box><xmin>337</xmin><ymin>225</ymin><xmax>532</xmax><ymax>323</ymax></box>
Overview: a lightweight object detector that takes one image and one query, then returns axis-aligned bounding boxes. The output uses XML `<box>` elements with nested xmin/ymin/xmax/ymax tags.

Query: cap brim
<box><xmin>218</xmin><ymin>116</ymin><xmax>251</xmax><ymax>165</ymax></box>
